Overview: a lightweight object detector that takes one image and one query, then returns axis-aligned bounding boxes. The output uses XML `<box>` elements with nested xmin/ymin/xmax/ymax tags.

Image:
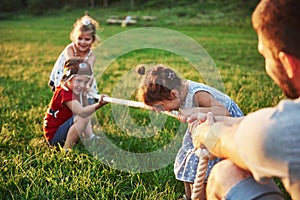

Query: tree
<box><xmin>130</xmin><ymin>0</ymin><xmax>134</xmax><ymax>8</ymax></box>
<box><xmin>103</xmin><ymin>0</ymin><xmax>108</xmax><ymax>7</ymax></box>
<box><xmin>90</xmin><ymin>0</ymin><xmax>94</xmax><ymax>8</ymax></box>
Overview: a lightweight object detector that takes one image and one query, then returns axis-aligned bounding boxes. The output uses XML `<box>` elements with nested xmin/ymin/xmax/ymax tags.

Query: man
<box><xmin>188</xmin><ymin>0</ymin><xmax>300</xmax><ymax>199</ymax></box>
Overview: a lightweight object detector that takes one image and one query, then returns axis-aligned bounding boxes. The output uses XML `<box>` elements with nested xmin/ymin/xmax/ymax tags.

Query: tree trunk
<box><xmin>90</xmin><ymin>0</ymin><xmax>95</xmax><ymax>9</ymax></box>
<box><xmin>130</xmin><ymin>0</ymin><xmax>134</xmax><ymax>9</ymax></box>
<box><xmin>104</xmin><ymin>0</ymin><xmax>108</xmax><ymax>7</ymax></box>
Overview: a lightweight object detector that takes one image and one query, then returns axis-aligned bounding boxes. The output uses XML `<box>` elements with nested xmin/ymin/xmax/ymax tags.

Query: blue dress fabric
<box><xmin>174</xmin><ymin>80</ymin><xmax>244</xmax><ymax>183</ymax></box>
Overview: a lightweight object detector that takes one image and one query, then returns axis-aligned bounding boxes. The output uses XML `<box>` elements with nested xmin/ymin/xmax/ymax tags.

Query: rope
<box><xmin>90</xmin><ymin>93</ymin><xmax>181</xmax><ymax>119</ymax></box>
<box><xmin>191</xmin><ymin>148</ymin><xmax>210</xmax><ymax>200</ymax></box>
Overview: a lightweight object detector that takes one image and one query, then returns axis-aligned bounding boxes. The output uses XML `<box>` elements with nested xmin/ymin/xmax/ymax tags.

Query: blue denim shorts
<box><xmin>48</xmin><ymin>116</ymin><xmax>74</xmax><ymax>147</ymax></box>
<box><xmin>226</xmin><ymin>177</ymin><xmax>284</xmax><ymax>200</ymax></box>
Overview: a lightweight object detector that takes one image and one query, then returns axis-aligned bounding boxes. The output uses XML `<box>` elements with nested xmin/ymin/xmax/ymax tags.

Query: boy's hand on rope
<box><xmin>100</xmin><ymin>94</ymin><xmax>109</xmax><ymax>105</ymax></box>
<box><xmin>96</xmin><ymin>94</ymin><xmax>109</xmax><ymax>108</ymax></box>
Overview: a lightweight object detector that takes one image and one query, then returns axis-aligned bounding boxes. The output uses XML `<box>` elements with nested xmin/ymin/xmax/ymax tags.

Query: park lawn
<box><xmin>0</xmin><ymin>6</ymin><xmax>289</xmax><ymax>200</ymax></box>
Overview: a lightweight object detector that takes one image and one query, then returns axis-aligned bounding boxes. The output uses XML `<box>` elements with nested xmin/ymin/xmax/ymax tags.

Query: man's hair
<box><xmin>252</xmin><ymin>0</ymin><xmax>300</xmax><ymax>59</ymax></box>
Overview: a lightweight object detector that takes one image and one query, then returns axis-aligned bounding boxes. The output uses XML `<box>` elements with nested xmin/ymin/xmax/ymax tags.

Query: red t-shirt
<box><xmin>43</xmin><ymin>87</ymin><xmax>79</xmax><ymax>141</ymax></box>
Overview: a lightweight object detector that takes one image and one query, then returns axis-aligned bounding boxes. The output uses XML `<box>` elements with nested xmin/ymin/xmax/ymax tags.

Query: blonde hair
<box><xmin>70</xmin><ymin>14</ymin><xmax>101</xmax><ymax>47</ymax></box>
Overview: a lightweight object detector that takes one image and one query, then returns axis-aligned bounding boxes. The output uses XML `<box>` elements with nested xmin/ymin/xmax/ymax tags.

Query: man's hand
<box><xmin>189</xmin><ymin>112</ymin><xmax>215</xmax><ymax>148</ymax></box>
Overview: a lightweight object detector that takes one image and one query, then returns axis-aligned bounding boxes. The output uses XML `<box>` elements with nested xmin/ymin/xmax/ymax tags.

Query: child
<box><xmin>43</xmin><ymin>58</ymin><xmax>107</xmax><ymax>150</ymax></box>
<box><xmin>48</xmin><ymin>14</ymin><xmax>100</xmax><ymax>97</ymax></box>
<box><xmin>136</xmin><ymin>64</ymin><xmax>243</xmax><ymax>200</ymax></box>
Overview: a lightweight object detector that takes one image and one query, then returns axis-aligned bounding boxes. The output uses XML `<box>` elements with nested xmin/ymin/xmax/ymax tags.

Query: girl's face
<box><xmin>152</xmin><ymin>98</ymin><xmax>180</xmax><ymax>112</ymax></box>
<box><xmin>67</xmin><ymin>75</ymin><xmax>90</xmax><ymax>96</ymax></box>
<box><xmin>150</xmin><ymin>89</ymin><xmax>181</xmax><ymax>111</ymax></box>
<box><xmin>74</xmin><ymin>31</ymin><xmax>94</xmax><ymax>53</ymax></box>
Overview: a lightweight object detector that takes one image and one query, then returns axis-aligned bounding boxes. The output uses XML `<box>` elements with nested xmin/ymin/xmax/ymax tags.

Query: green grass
<box><xmin>0</xmin><ymin>2</ymin><xmax>290</xmax><ymax>200</ymax></box>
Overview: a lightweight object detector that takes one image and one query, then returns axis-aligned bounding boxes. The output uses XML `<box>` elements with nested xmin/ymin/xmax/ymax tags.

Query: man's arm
<box><xmin>191</xmin><ymin>114</ymin><xmax>249</xmax><ymax>170</ymax></box>
<box><xmin>191</xmin><ymin>107</ymin><xmax>287</xmax><ymax>176</ymax></box>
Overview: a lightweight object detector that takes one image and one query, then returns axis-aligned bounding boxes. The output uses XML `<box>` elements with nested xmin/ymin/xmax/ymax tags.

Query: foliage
<box><xmin>0</xmin><ymin>0</ymin><xmax>259</xmax><ymax>17</ymax></box>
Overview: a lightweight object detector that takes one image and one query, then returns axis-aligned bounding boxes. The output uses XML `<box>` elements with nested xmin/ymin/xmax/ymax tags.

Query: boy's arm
<box><xmin>64</xmin><ymin>99</ymin><xmax>105</xmax><ymax>118</ymax></box>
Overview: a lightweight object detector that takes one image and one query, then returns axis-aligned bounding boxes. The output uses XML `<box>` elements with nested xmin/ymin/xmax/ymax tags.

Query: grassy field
<box><xmin>0</xmin><ymin>2</ymin><xmax>290</xmax><ymax>200</ymax></box>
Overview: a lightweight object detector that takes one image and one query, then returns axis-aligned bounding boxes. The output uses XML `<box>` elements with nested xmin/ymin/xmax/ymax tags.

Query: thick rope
<box><xmin>191</xmin><ymin>149</ymin><xmax>210</xmax><ymax>200</ymax></box>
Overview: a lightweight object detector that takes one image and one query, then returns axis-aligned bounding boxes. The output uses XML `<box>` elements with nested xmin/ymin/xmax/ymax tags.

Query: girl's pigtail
<box><xmin>137</xmin><ymin>65</ymin><xmax>146</xmax><ymax>75</ymax></box>
<box><xmin>84</xmin><ymin>10</ymin><xmax>90</xmax><ymax>16</ymax></box>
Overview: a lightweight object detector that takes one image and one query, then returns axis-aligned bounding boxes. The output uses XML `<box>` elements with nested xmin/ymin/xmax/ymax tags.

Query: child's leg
<box><xmin>199</xmin><ymin>183</ymin><xmax>207</xmax><ymax>200</ymax></box>
<box><xmin>64</xmin><ymin>115</ymin><xmax>90</xmax><ymax>149</ymax></box>
<box><xmin>184</xmin><ymin>182</ymin><xmax>192</xmax><ymax>200</ymax></box>
<box><xmin>83</xmin><ymin>121</ymin><xmax>95</xmax><ymax>139</ymax></box>
<box><xmin>84</xmin><ymin>98</ymin><xmax>97</xmax><ymax>139</ymax></box>
<box><xmin>184</xmin><ymin>182</ymin><xmax>207</xmax><ymax>200</ymax></box>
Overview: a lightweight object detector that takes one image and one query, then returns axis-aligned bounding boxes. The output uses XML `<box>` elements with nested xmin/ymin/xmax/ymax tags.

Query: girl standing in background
<box><xmin>48</xmin><ymin>13</ymin><xmax>100</xmax><ymax>99</ymax></box>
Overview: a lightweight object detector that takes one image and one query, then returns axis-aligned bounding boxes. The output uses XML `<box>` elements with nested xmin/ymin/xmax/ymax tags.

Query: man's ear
<box><xmin>278</xmin><ymin>51</ymin><xmax>297</xmax><ymax>78</ymax></box>
<box><xmin>170</xmin><ymin>89</ymin><xmax>179</xmax><ymax>99</ymax></box>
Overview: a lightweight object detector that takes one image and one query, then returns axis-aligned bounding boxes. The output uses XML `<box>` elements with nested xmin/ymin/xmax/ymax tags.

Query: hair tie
<box><xmin>82</xmin><ymin>17</ymin><xmax>91</xmax><ymax>26</ymax></box>
<box><xmin>79</xmin><ymin>62</ymin><xmax>88</xmax><ymax>68</ymax></box>
<box><xmin>168</xmin><ymin>72</ymin><xmax>176</xmax><ymax>80</ymax></box>
<box><xmin>137</xmin><ymin>65</ymin><xmax>146</xmax><ymax>75</ymax></box>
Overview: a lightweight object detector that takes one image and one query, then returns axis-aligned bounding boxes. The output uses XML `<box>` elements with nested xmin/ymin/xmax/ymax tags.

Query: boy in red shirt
<box><xmin>43</xmin><ymin>57</ymin><xmax>107</xmax><ymax>150</ymax></box>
